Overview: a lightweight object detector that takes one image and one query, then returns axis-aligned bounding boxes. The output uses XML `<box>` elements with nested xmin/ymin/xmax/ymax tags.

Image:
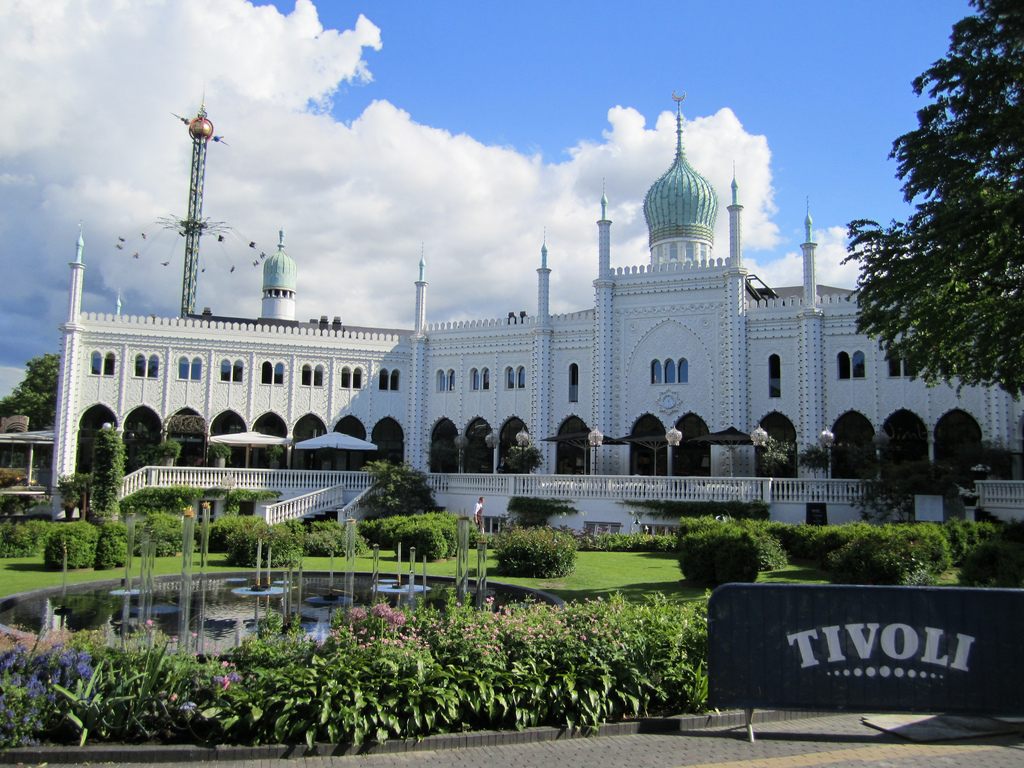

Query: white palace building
<box><xmin>50</xmin><ymin>109</ymin><xmax>1024</xmax><ymax>528</ymax></box>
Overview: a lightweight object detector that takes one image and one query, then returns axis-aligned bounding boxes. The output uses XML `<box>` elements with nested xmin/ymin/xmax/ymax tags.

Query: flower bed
<box><xmin>0</xmin><ymin>595</ymin><xmax>707</xmax><ymax>748</ymax></box>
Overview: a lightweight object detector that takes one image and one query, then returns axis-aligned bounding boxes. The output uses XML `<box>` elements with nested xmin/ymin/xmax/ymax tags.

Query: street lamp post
<box><xmin>665</xmin><ymin>427</ymin><xmax>682</xmax><ymax>477</ymax></box>
<box><xmin>750</xmin><ymin>425</ymin><xmax>769</xmax><ymax>477</ymax></box>
<box><xmin>819</xmin><ymin>428</ymin><xmax>835</xmax><ymax>479</ymax></box>
<box><xmin>454</xmin><ymin>434</ymin><xmax>468</xmax><ymax>474</ymax></box>
<box><xmin>872</xmin><ymin>430</ymin><xmax>890</xmax><ymax>478</ymax></box>
<box><xmin>587</xmin><ymin>427</ymin><xmax>603</xmax><ymax>476</ymax></box>
<box><xmin>485</xmin><ymin>431</ymin><xmax>498</xmax><ymax>473</ymax></box>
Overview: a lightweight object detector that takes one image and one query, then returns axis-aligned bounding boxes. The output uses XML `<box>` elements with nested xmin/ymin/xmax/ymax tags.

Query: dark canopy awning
<box><xmin>686</xmin><ymin>426</ymin><xmax>753</xmax><ymax>446</ymax></box>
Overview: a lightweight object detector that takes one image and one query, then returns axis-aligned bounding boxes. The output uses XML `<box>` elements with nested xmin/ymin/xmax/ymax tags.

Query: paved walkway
<box><xmin>37</xmin><ymin>714</ymin><xmax>1024</xmax><ymax>768</ymax></box>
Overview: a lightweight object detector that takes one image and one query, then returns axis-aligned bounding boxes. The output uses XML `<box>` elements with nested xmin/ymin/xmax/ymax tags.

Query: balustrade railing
<box><xmin>263</xmin><ymin>484</ymin><xmax>350</xmax><ymax>525</ymax></box>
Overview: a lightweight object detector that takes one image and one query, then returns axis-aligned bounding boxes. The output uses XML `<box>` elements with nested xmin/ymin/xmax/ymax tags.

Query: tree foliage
<box><xmin>89</xmin><ymin>427</ymin><xmax>125</xmax><ymax>521</ymax></box>
<box><xmin>361</xmin><ymin>460</ymin><xmax>437</xmax><ymax>518</ymax></box>
<box><xmin>0</xmin><ymin>353</ymin><xmax>59</xmax><ymax>428</ymax></box>
<box><xmin>845</xmin><ymin>0</ymin><xmax>1024</xmax><ymax>395</ymax></box>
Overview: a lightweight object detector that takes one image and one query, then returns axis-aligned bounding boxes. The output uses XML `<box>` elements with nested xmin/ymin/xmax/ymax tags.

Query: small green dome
<box><xmin>263</xmin><ymin>229</ymin><xmax>296</xmax><ymax>291</ymax></box>
<box><xmin>643</xmin><ymin>111</ymin><xmax>718</xmax><ymax>247</ymax></box>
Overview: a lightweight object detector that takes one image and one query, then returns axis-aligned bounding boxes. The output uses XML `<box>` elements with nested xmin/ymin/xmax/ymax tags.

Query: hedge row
<box><xmin>358</xmin><ymin>512</ymin><xmax>468</xmax><ymax>561</ymax></box>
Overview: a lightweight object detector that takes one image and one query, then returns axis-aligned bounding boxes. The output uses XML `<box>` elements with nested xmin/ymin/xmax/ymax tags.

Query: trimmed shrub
<box><xmin>959</xmin><ymin>540</ymin><xmax>1024</xmax><ymax>587</ymax></box>
<box><xmin>224</xmin><ymin>519</ymin><xmax>304</xmax><ymax>568</ymax></box>
<box><xmin>138</xmin><ymin>512</ymin><xmax>184</xmax><ymax>557</ymax></box>
<box><xmin>360</xmin><ymin>512</ymin><xmax>463</xmax><ymax>561</ymax></box>
<box><xmin>737</xmin><ymin>521</ymin><xmax>789</xmax><ymax>571</ymax></box>
<box><xmin>94</xmin><ymin>522</ymin><xmax>127</xmax><ymax>570</ymax></box>
<box><xmin>209</xmin><ymin>515</ymin><xmax>265</xmax><ymax>554</ymax></box>
<box><xmin>678</xmin><ymin>525</ymin><xmax>759</xmax><ymax>586</ymax></box>
<box><xmin>806</xmin><ymin>523</ymin><xmax>875</xmax><ymax>568</ymax></box>
<box><xmin>303</xmin><ymin>520</ymin><xmax>369</xmax><ymax>557</ymax></box>
<box><xmin>759</xmin><ymin>521</ymin><xmax>824</xmax><ymax>561</ymax></box>
<box><xmin>826</xmin><ymin>524</ymin><xmax>952</xmax><ymax>585</ymax></box>
<box><xmin>121</xmin><ymin>487</ymin><xmax>205</xmax><ymax>517</ymax></box>
<box><xmin>0</xmin><ymin>520</ymin><xmax>53</xmax><ymax>557</ymax></box>
<box><xmin>574</xmin><ymin>531</ymin><xmax>677</xmax><ymax>552</ymax></box>
<box><xmin>493</xmin><ymin>526</ymin><xmax>577</xmax><ymax>578</ymax></box>
<box><xmin>43</xmin><ymin>522</ymin><xmax>99</xmax><ymax>570</ymax></box>
<box><xmin>942</xmin><ymin>519</ymin><xmax>1000</xmax><ymax>565</ymax></box>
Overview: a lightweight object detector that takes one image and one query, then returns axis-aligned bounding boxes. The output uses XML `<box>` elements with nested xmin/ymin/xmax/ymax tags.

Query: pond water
<box><xmin>0</xmin><ymin>572</ymin><xmax>556</xmax><ymax>654</ymax></box>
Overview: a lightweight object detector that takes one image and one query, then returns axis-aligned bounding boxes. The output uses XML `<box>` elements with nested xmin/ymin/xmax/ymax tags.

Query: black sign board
<box><xmin>805</xmin><ymin>503</ymin><xmax>827</xmax><ymax>525</ymax></box>
<box><xmin>708</xmin><ymin>584</ymin><xmax>1024</xmax><ymax>715</ymax></box>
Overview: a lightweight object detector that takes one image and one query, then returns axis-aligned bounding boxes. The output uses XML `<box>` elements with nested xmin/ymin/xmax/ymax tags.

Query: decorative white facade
<box><xmin>51</xmin><ymin>109</ymin><xmax>1023</xmax><ymax>494</ymax></box>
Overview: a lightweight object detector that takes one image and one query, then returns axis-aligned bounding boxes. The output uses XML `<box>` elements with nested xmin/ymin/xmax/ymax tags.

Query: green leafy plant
<box><xmin>678</xmin><ymin>524</ymin><xmax>760</xmax><ymax>586</ymax></box>
<box><xmin>207</xmin><ymin>442</ymin><xmax>232</xmax><ymax>462</ymax></box>
<box><xmin>623</xmin><ymin>500</ymin><xmax>769</xmax><ymax>520</ymax></box>
<box><xmin>43</xmin><ymin>522</ymin><xmax>99</xmax><ymax>570</ymax></box>
<box><xmin>90</xmin><ymin>427</ymin><xmax>125</xmax><ymax>521</ymax></box>
<box><xmin>93</xmin><ymin>521</ymin><xmax>127</xmax><ymax>569</ymax></box>
<box><xmin>503</xmin><ymin>444</ymin><xmax>543</xmax><ymax>473</ymax></box>
<box><xmin>493</xmin><ymin>526</ymin><xmax>576</xmax><ymax>578</ymax></box>
<box><xmin>362</xmin><ymin>460</ymin><xmax>437</xmax><ymax>518</ymax></box>
<box><xmin>507</xmin><ymin>496</ymin><xmax>576</xmax><ymax>527</ymax></box>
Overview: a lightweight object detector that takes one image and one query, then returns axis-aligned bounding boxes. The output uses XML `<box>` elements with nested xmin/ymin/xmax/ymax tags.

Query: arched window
<box><xmin>837</xmin><ymin>351</ymin><xmax>851</xmax><ymax>380</ymax></box>
<box><xmin>669</xmin><ymin>243</ymin><xmax>678</xmax><ymax>261</ymax></box>
<box><xmin>301</xmin><ymin>364</ymin><xmax>313</xmax><ymax>387</ymax></box>
<box><xmin>190</xmin><ymin>357</ymin><xmax>202</xmax><ymax>381</ymax></box>
<box><xmin>568</xmin><ymin>363</ymin><xmax>579</xmax><ymax>403</ymax></box>
<box><xmin>505</xmin><ymin>366</ymin><xmax>515</xmax><ymax>389</ymax></box>
<box><xmin>313</xmin><ymin>365</ymin><xmax>324</xmax><ymax>387</ymax></box>
<box><xmin>353</xmin><ymin>367</ymin><xmax>363</xmax><ymax>388</ymax></box>
<box><xmin>481</xmin><ymin>367</ymin><xmax>490</xmax><ymax>390</ymax></box>
<box><xmin>389</xmin><ymin>370</ymin><xmax>399</xmax><ymax>390</ymax></box>
<box><xmin>436</xmin><ymin>370</ymin><xmax>446</xmax><ymax>392</ymax></box>
<box><xmin>134</xmin><ymin>354</ymin><xmax>146</xmax><ymax>378</ymax></box>
<box><xmin>273</xmin><ymin>362</ymin><xmax>284</xmax><ymax>385</ymax></box>
<box><xmin>664</xmin><ymin>358</ymin><xmax>676</xmax><ymax>384</ymax></box>
<box><xmin>341</xmin><ymin>366</ymin><xmax>352</xmax><ymax>388</ymax></box>
<box><xmin>91</xmin><ymin>351</ymin><xmax>102</xmax><ymax>375</ymax></box>
<box><xmin>378</xmin><ymin>368</ymin><xmax>389</xmax><ymax>390</ymax></box>
<box><xmin>851</xmin><ymin>351</ymin><xmax>866</xmax><ymax>379</ymax></box>
<box><xmin>470</xmin><ymin>368</ymin><xmax>480</xmax><ymax>391</ymax></box>
<box><xmin>677</xmin><ymin>358</ymin><xmax>688</xmax><ymax>383</ymax></box>
<box><xmin>261</xmin><ymin>361</ymin><xmax>273</xmax><ymax>384</ymax></box>
<box><xmin>147</xmin><ymin>355</ymin><xmax>159</xmax><ymax>378</ymax></box>
<box><xmin>768</xmin><ymin>354</ymin><xmax>781</xmax><ymax>398</ymax></box>
<box><xmin>104</xmin><ymin>353</ymin><xmax>115</xmax><ymax>376</ymax></box>
<box><xmin>650</xmin><ymin>359</ymin><xmax>663</xmax><ymax>384</ymax></box>
<box><xmin>447</xmin><ymin>369</ymin><xmax>456</xmax><ymax>391</ymax></box>
<box><xmin>220</xmin><ymin>359</ymin><xmax>232</xmax><ymax>382</ymax></box>
<box><xmin>232</xmin><ymin>360</ymin><xmax>244</xmax><ymax>382</ymax></box>
<box><xmin>516</xmin><ymin>365</ymin><xmax>526</xmax><ymax>389</ymax></box>
<box><xmin>178</xmin><ymin>357</ymin><xmax>191</xmax><ymax>380</ymax></box>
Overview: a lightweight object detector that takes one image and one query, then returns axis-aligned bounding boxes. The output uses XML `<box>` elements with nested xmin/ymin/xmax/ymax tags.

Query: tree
<box><xmin>90</xmin><ymin>426</ymin><xmax>125</xmax><ymax>521</ymax></box>
<box><xmin>361</xmin><ymin>460</ymin><xmax>437</xmax><ymax>518</ymax></box>
<box><xmin>845</xmin><ymin>0</ymin><xmax>1024</xmax><ymax>396</ymax></box>
<box><xmin>503</xmin><ymin>444</ymin><xmax>543</xmax><ymax>474</ymax></box>
<box><xmin>0</xmin><ymin>353</ymin><xmax>59</xmax><ymax>428</ymax></box>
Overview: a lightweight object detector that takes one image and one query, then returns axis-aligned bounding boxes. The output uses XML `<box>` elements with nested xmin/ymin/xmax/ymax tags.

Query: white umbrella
<box><xmin>293</xmin><ymin>432</ymin><xmax>378</xmax><ymax>451</ymax></box>
<box><xmin>209</xmin><ymin>431</ymin><xmax>291</xmax><ymax>446</ymax></box>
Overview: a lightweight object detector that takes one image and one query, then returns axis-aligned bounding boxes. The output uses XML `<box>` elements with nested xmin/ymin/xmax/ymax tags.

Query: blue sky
<box><xmin>0</xmin><ymin>0</ymin><xmax>972</xmax><ymax>399</ymax></box>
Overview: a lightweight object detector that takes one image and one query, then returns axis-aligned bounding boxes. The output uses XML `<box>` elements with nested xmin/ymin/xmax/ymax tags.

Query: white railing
<box><xmin>120</xmin><ymin>467</ymin><xmax>372</xmax><ymax>499</ymax></box>
<box><xmin>263</xmin><ymin>484</ymin><xmax>350</xmax><ymax>525</ymax></box>
<box><xmin>430</xmin><ymin>473</ymin><xmax>773</xmax><ymax>503</ymax></box>
<box><xmin>770</xmin><ymin>478</ymin><xmax>866</xmax><ymax>505</ymax></box>
<box><xmin>977</xmin><ymin>481</ymin><xmax>1024</xmax><ymax>509</ymax></box>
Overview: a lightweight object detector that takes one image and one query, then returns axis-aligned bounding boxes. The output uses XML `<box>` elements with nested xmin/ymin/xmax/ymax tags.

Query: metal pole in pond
<box><xmin>344</xmin><ymin>518</ymin><xmax>356</xmax><ymax>613</ymax></box>
<box><xmin>200</xmin><ymin>502</ymin><xmax>211</xmax><ymax>572</ymax></box>
<box><xmin>371</xmin><ymin>544</ymin><xmax>379</xmax><ymax>601</ymax></box>
<box><xmin>456</xmin><ymin>516</ymin><xmax>470</xmax><ymax>602</ymax></box>
<box><xmin>407</xmin><ymin>546</ymin><xmax>416</xmax><ymax>604</ymax></box>
<box><xmin>255</xmin><ymin>538</ymin><xmax>263</xmax><ymax>590</ymax></box>
<box><xmin>396</xmin><ymin>541</ymin><xmax>402</xmax><ymax>586</ymax></box>
<box><xmin>475</xmin><ymin>540</ymin><xmax>488</xmax><ymax>609</ymax></box>
<box><xmin>422</xmin><ymin>554</ymin><xmax>427</xmax><ymax>593</ymax></box>
<box><xmin>178</xmin><ymin>506</ymin><xmax>196</xmax><ymax>654</ymax></box>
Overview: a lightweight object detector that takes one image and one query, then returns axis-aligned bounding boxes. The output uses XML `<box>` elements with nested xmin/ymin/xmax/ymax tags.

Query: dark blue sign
<box><xmin>708</xmin><ymin>584</ymin><xmax>1024</xmax><ymax>715</ymax></box>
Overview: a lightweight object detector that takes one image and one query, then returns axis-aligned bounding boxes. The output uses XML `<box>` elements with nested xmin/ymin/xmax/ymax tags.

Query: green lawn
<box><xmin>0</xmin><ymin>550</ymin><xmax>830</xmax><ymax>603</ymax></box>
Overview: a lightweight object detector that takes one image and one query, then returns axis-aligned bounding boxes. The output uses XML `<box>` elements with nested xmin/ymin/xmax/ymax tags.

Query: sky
<box><xmin>0</xmin><ymin>0</ymin><xmax>973</xmax><ymax>401</ymax></box>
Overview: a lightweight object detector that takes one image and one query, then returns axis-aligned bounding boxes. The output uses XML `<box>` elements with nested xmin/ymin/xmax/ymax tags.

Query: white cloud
<box><xmin>749</xmin><ymin>225</ymin><xmax>858</xmax><ymax>290</ymax></box>
<box><xmin>0</xmin><ymin>0</ymin><xmax>842</xmax><ymax>375</ymax></box>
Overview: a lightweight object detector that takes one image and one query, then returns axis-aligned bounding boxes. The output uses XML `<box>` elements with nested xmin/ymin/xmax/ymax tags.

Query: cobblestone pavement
<box><xmin>39</xmin><ymin>714</ymin><xmax>1024</xmax><ymax>768</ymax></box>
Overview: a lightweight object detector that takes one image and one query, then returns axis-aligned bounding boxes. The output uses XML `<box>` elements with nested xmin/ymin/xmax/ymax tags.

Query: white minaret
<box><xmin>414</xmin><ymin>248</ymin><xmax>428</xmax><ymax>336</ymax></box>
<box><xmin>261</xmin><ymin>229</ymin><xmax>296</xmax><ymax>321</ymax></box>
<box><xmin>592</xmin><ymin>191</ymin><xmax>615</xmax><ymax>472</ymax></box>
<box><xmin>728</xmin><ymin>173</ymin><xmax>743</xmax><ymax>267</ymax></box>
<box><xmin>533</xmin><ymin>238</ymin><xmax>553</xmax><ymax>468</ymax></box>
<box><xmin>52</xmin><ymin>226</ymin><xmax>87</xmax><ymax>513</ymax></box>
<box><xmin>801</xmin><ymin>203</ymin><xmax>817</xmax><ymax>305</ymax></box>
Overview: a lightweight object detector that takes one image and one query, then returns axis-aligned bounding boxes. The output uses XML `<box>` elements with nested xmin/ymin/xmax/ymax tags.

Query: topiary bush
<box><xmin>224</xmin><ymin>519</ymin><xmax>304</xmax><ymax>568</ymax></box>
<box><xmin>0</xmin><ymin>519</ymin><xmax>53</xmax><ymax>557</ymax></box>
<box><xmin>303</xmin><ymin>520</ymin><xmax>369</xmax><ymax>557</ymax></box>
<box><xmin>959</xmin><ymin>540</ymin><xmax>1024</xmax><ymax>587</ymax></box>
<box><xmin>43</xmin><ymin>522</ymin><xmax>99</xmax><ymax>570</ymax></box>
<box><xmin>209</xmin><ymin>515</ymin><xmax>265</xmax><ymax>554</ymax></box>
<box><xmin>493</xmin><ymin>526</ymin><xmax>577</xmax><ymax>578</ymax></box>
<box><xmin>93</xmin><ymin>521</ymin><xmax>127</xmax><ymax>570</ymax></box>
<box><xmin>678</xmin><ymin>524</ymin><xmax>760</xmax><ymax>586</ymax></box>
<box><xmin>737</xmin><ymin>521</ymin><xmax>789</xmax><ymax>571</ymax></box>
<box><xmin>942</xmin><ymin>518</ymin><xmax>1001</xmax><ymax>565</ymax></box>
<box><xmin>138</xmin><ymin>512</ymin><xmax>184</xmax><ymax>557</ymax></box>
<box><xmin>825</xmin><ymin>524</ymin><xmax>952</xmax><ymax>585</ymax></box>
<box><xmin>359</xmin><ymin>512</ymin><xmax>464</xmax><ymax>560</ymax></box>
